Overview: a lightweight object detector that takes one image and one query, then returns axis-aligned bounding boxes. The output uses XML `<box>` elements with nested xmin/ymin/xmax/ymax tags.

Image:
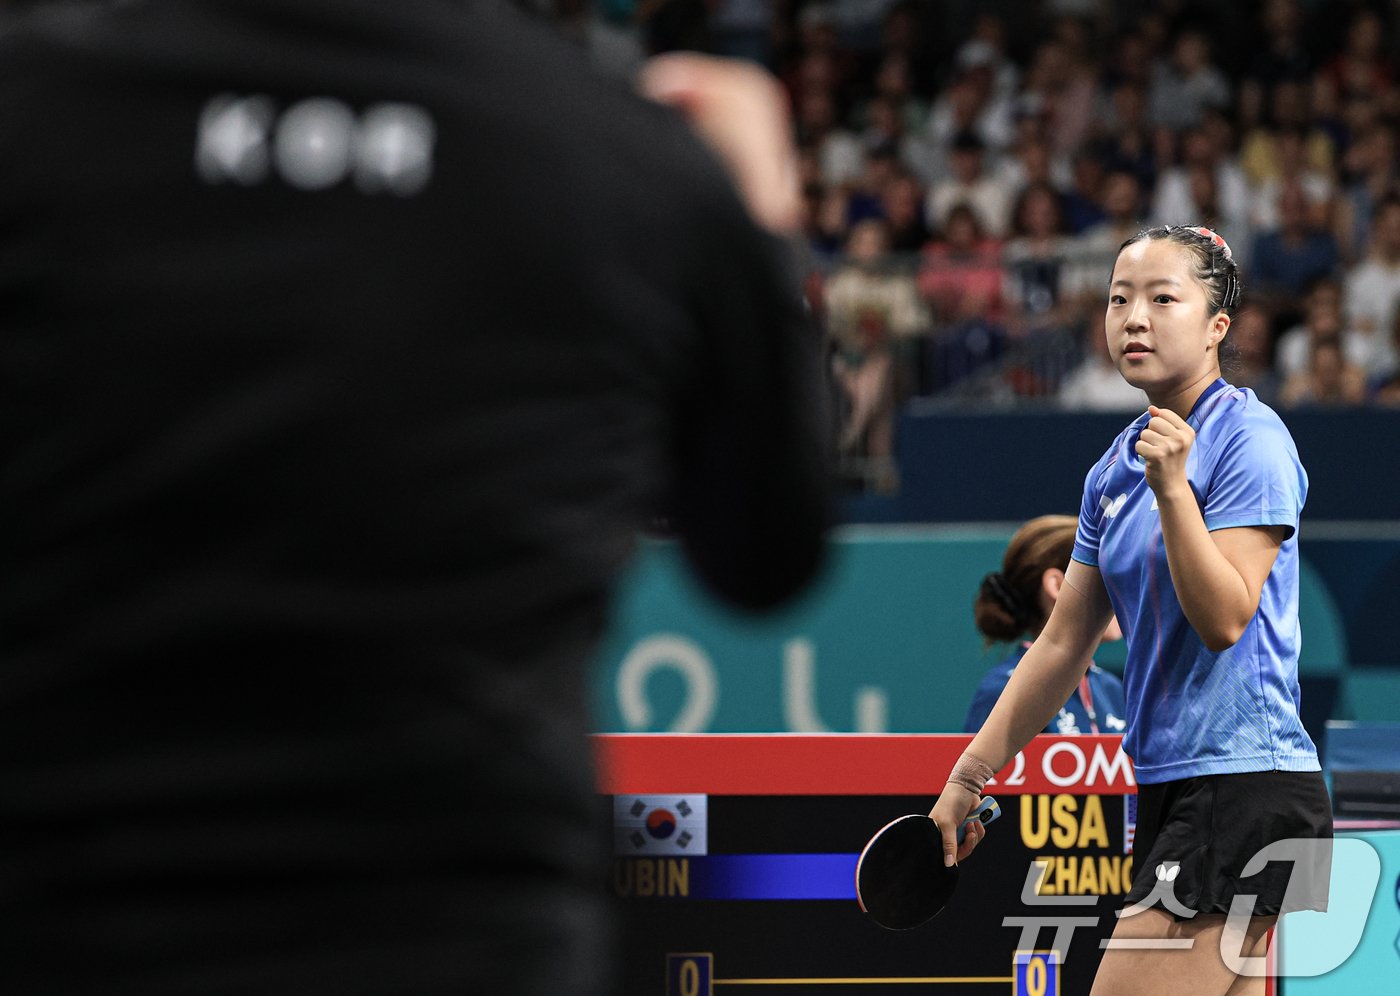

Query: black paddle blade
<box><xmin>855</xmin><ymin>798</ymin><xmax>1001</xmax><ymax>931</ymax></box>
<box><xmin>855</xmin><ymin>814</ymin><xmax>958</xmax><ymax>930</ymax></box>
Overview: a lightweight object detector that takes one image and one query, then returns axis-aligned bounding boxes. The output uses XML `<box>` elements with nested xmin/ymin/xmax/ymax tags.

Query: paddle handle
<box><xmin>954</xmin><ymin>796</ymin><xmax>1001</xmax><ymax>844</ymax></box>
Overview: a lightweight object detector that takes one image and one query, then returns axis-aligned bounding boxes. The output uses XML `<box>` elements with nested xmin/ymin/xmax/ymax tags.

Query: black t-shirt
<box><xmin>0</xmin><ymin>1</ymin><xmax>830</xmax><ymax>991</ymax></box>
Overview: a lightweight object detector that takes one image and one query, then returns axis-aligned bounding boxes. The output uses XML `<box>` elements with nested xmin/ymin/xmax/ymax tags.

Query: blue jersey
<box><xmin>963</xmin><ymin>643</ymin><xmax>1127</xmax><ymax>736</ymax></box>
<box><xmin>1071</xmin><ymin>379</ymin><xmax>1319</xmax><ymax>784</ymax></box>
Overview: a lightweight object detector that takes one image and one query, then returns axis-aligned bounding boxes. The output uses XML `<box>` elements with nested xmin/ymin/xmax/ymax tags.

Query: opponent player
<box><xmin>963</xmin><ymin>515</ymin><xmax>1125</xmax><ymax>736</ymax></box>
<box><xmin>0</xmin><ymin>4</ymin><xmax>828</xmax><ymax>993</ymax></box>
<box><xmin>932</xmin><ymin>226</ymin><xmax>1330</xmax><ymax>995</ymax></box>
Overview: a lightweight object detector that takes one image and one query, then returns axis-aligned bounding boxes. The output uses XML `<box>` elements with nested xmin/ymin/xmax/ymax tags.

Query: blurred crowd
<box><xmin>540</xmin><ymin>0</ymin><xmax>1400</xmax><ymax>487</ymax></box>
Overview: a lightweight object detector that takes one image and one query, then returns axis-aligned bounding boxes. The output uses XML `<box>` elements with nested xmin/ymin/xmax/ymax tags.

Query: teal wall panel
<box><xmin>590</xmin><ymin>527</ymin><xmax>1351</xmax><ymax>734</ymax></box>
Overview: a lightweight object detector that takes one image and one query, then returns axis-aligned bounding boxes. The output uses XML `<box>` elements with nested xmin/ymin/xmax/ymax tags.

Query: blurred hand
<box><xmin>928</xmin><ymin>785</ymin><xmax>988</xmax><ymax>868</ymax></box>
<box><xmin>639</xmin><ymin>53</ymin><xmax>801</xmax><ymax>235</ymax></box>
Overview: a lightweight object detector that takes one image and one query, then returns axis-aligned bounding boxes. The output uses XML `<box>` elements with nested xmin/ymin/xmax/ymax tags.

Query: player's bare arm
<box><xmin>930</xmin><ymin>559</ymin><xmax>1113</xmax><ymax>863</ymax></box>
<box><xmin>1138</xmin><ymin>405</ymin><xmax>1285</xmax><ymax>650</ymax></box>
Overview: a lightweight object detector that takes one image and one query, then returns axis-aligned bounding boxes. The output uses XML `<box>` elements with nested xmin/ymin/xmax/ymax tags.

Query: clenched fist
<box><xmin>1136</xmin><ymin>405</ymin><xmax>1195</xmax><ymax>497</ymax></box>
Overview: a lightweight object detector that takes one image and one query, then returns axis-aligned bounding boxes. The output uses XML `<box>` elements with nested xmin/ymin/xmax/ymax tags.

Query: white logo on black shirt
<box><xmin>196</xmin><ymin>95</ymin><xmax>435</xmax><ymax>195</ymax></box>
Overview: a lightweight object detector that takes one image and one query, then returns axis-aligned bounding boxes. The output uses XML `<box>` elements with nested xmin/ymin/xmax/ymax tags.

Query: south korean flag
<box><xmin>613</xmin><ymin>795</ymin><xmax>708</xmax><ymax>856</ymax></box>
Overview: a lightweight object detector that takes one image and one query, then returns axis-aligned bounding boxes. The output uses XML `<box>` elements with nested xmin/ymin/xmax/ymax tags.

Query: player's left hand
<box><xmin>1136</xmin><ymin>405</ymin><xmax>1194</xmax><ymax>496</ymax></box>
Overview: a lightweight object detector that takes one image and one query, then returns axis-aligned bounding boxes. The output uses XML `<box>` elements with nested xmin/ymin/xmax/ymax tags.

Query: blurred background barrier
<box><xmin>847</xmin><ymin>407</ymin><xmax>1400</xmax><ymax>522</ymax></box>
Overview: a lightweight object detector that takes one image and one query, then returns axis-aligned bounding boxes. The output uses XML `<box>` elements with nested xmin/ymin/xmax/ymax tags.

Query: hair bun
<box><xmin>980</xmin><ymin>572</ymin><xmax>1029</xmax><ymax>626</ymax></box>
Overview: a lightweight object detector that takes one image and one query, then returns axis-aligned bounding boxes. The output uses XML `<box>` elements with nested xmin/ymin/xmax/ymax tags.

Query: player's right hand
<box><xmin>929</xmin><ymin>786</ymin><xmax>987</xmax><ymax>867</ymax></box>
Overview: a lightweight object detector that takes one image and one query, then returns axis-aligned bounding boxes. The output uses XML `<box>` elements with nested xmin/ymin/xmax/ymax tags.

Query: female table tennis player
<box><xmin>932</xmin><ymin>226</ymin><xmax>1331</xmax><ymax>995</ymax></box>
<box><xmin>963</xmin><ymin>514</ymin><xmax>1126</xmax><ymax>736</ymax></box>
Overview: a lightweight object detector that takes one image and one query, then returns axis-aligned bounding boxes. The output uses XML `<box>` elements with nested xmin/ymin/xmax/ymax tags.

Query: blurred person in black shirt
<box><xmin>0</xmin><ymin>1</ymin><xmax>830</xmax><ymax>993</ymax></box>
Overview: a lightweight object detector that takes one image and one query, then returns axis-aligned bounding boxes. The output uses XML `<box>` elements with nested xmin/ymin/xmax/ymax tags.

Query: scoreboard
<box><xmin>596</xmin><ymin>735</ymin><xmax>1159</xmax><ymax>995</ymax></box>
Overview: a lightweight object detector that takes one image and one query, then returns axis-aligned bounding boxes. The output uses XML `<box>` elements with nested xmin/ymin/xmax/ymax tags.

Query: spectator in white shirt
<box><xmin>1343</xmin><ymin>196</ymin><xmax>1400</xmax><ymax>381</ymax></box>
<box><xmin>797</xmin><ymin>87</ymin><xmax>865</xmax><ymax>188</ymax></box>
<box><xmin>1059</xmin><ymin>322</ymin><xmax>1151</xmax><ymax>411</ymax></box>
<box><xmin>1152</xmin><ymin>126</ymin><xmax>1252</xmax><ymax>247</ymax></box>
<box><xmin>925</xmin><ymin>64</ymin><xmax>1016</xmax><ymax>168</ymax></box>
<box><xmin>926</xmin><ymin>130</ymin><xmax>1013</xmax><ymax>239</ymax></box>
<box><xmin>1147</xmin><ymin>27</ymin><xmax>1231</xmax><ymax>131</ymax></box>
<box><xmin>1064</xmin><ymin>170</ymin><xmax>1146</xmax><ymax>320</ymax></box>
<box><xmin>1274</xmin><ymin>278</ymin><xmax>1375</xmax><ymax>381</ymax></box>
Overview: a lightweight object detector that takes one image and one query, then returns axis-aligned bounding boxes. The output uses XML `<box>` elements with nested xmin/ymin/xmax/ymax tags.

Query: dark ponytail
<box><xmin>973</xmin><ymin>515</ymin><xmax>1078</xmax><ymax>644</ymax></box>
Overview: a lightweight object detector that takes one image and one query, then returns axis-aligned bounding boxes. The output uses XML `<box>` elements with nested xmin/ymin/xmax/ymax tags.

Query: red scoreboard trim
<box><xmin>594</xmin><ymin>734</ymin><xmax>1136</xmax><ymax>796</ymax></box>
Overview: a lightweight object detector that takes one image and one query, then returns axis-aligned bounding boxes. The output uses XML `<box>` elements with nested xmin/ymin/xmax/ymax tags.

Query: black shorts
<box><xmin>1125</xmin><ymin>770</ymin><xmax>1332</xmax><ymax>920</ymax></box>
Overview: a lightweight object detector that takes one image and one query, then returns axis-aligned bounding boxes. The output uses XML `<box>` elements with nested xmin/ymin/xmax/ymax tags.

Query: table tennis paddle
<box><xmin>855</xmin><ymin>797</ymin><xmax>1001</xmax><ymax>930</ymax></box>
